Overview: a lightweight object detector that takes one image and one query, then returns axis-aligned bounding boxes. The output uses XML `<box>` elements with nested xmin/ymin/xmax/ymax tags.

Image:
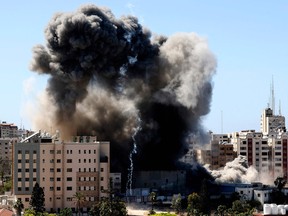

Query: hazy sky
<box><xmin>1</xmin><ymin>0</ymin><xmax>288</xmax><ymax>133</ymax></box>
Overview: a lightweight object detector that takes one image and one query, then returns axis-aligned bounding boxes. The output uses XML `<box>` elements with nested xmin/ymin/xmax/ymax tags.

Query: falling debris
<box><xmin>210</xmin><ymin>155</ymin><xmax>259</xmax><ymax>183</ymax></box>
<box><xmin>29</xmin><ymin>4</ymin><xmax>217</xmax><ymax>172</ymax></box>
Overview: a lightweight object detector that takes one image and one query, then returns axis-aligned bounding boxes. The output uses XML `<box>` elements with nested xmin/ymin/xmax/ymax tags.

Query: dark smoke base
<box><xmin>29</xmin><ymin>4</ymin><xmax>217</xmax><ymax>177</ymax></box>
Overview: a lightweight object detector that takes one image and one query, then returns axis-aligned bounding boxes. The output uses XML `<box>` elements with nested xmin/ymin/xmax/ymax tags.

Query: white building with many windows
<box><xmin>13</xmin><ymin>131</ymin><xmax>110</xmax><ymax>213</ymax></box>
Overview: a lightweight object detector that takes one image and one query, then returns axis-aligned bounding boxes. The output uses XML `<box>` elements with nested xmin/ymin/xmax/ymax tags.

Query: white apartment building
<box><xmin>228</xmin><ymin>107</ymin><xmax>288</xmax><ymax>181</ymax></box>
<box><xmin>13</xmin><ymin>131</ymin><xmax>110</xmax><ymax>213</ymax></box>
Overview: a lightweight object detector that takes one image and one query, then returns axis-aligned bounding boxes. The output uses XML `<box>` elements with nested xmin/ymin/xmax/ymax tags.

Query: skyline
<box><xmin>1</xmin><ymin>1</ymin><xmax>288</xmax><ymax>134</ymax></box>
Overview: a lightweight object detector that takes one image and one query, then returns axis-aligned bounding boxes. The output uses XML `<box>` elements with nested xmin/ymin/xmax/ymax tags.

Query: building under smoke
<box><xmin>29</xmin><ymin>4</ymin><xmax>217</xmax><ymax>177</ymax></box>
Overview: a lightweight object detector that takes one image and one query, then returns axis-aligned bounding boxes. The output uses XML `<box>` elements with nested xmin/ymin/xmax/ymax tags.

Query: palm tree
<box><xmin>73</xmin><ymin>192</ymin><xmax>85</xmax><ymax>216</ymax></box>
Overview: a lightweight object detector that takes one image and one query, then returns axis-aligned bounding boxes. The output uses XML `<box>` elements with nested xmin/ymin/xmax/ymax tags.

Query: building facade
<box><xmin>0</xmin><ymin>122</ymin><xmax>18</xmax><ymax>138</ymax></box>
<box><xmin>13</xmin><ymin>131</ymin><xmax>110</xmax><ymax>213</ymax></box>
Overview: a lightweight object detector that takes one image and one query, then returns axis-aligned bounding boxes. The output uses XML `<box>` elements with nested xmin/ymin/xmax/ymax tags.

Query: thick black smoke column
<box><xmin>30</xmin><ymin>4</ymin><xmax>217</xmax><ymax>172</ymax></box>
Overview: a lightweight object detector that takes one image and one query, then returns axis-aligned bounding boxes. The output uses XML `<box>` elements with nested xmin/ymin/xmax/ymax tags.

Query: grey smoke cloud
<box><xmin>29</xmin><ymin>4</ymin><xmax>217</xmax><ymax>172</ymax></box>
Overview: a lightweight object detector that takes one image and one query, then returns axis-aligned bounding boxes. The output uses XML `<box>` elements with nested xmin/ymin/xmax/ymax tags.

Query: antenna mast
<box><xmin>271</xmin><ymin>76</ymin><xmax>275</xmax><ymax>114</ymax></box>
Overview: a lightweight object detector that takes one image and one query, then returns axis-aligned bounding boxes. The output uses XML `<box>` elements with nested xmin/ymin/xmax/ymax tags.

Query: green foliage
<box><xmin>29</xmin><ymin>182</ymin><xmax>45</xmax><ymax>213</ymax></box>
<box><xmin>187</xmin><ymin>192</ymin><xmax>201</xmax><ymax>216</ymax></box>
<box><xmin>171</xmin><ymin>194</ymin><xmax>182</xmax><ymax>214</ymax></box>
<box><xmin>149</xmin><ymin>213</ymin><xmax>177</xmax><ymax>216</ymax></box>
<box><xmin>216</xmin><ymin>205</ymin><xmax>227</xmax><ymax>216</ymax></box>
<box><xmin>73</xmin><ymin>192</ymin><xmax>85</xmax><ymax>216</ymax></box>
<box><xmin>14</xmin><ymin>198</ymin><xmax>24</xmax><ymax>216</ymax></box>
<box><xmin>59</xmin><ymin>208</ymin><xmax>72</xmax><ymax>216</ymax></box>
<box><xmin>23</xmin><ymin>208</ymin><xmax>36</xmax><ymax>216</ymax></box>
<box><xmin>149</xmin><ymin>192</ymin><xmax>157</xmax><ymax>211</ymax></box>
<box><xmin>0</xmin><ymin>179</ymin><xmax>12</xmax><ymax>194</ymax></box>
<box><xmin>89</xmin><ymin>197</ymin><xmax>128</xmax><ymax>216</ymax></box>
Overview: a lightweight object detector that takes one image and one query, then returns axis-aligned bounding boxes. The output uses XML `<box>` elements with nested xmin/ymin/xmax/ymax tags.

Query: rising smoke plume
<box><xmin>29</xmin><ymin>4</ymin><xmax>217</xmax><ymax>172</ymax></box>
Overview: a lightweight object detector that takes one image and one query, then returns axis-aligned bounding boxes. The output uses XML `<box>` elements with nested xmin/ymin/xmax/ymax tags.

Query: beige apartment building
<box><xmin>194</xmin><ymin>133</ymin><xmax>236</xmax><ymax>170</ymax></box>
<box><xmin>13</xmin><ymin>131</ymin><xmax>110</xmax><ymax>213</ymax></box>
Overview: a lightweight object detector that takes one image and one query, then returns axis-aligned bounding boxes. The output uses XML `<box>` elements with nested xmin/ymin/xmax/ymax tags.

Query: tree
<box><xmin>187</xmin><ymin>193</ymin><xmax>201</xmax><ymax>216</ymax></box>
<box><xmin>73</xmin><ymin>192</ymin><xmax>85</xmax><ymax>216</ymax></box>
<box><xmin>89</xmin><ymin>197</ymin><xmax>127</xmax><ymax>216</ymax></box>
<box><xmin>274</xmin><ymin>176</ymin><xmax>286</xmax><ymax>191</ymax></box>
<box><xmin>149</xmin><ymin>192</ymin><xmax>157</xmax><ymax>214</ymax></box>
<box><xmin>29</xmin><ymin>182</ymin><xmax>45</xmax><ymax>213</ymax></box>
<box><xmin>216</xmin><ymin>205</ymin><xmax>227</xmax><ymax>216</ymax></box>
<box><xmin>59</xmin><ymin>207</ymin><xmax>73</xmax><ymax>216</ymax></box>
<box><xmin>14</xmin><ymin>198</ymin><xmax>24</xmax><ymax>216</ymax></box>
<box><xmin>171</xmin><ymin>194</ymin><xmax>182</xmax><ymax>215</ymax></box>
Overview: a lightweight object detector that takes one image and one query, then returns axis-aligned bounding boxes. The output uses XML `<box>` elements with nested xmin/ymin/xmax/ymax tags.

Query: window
<box><xmin>56</xmin><ymin>150</ymin><xmax>61</xmax><ymax>154</ymax></box>
<box><xmin>25</xmin><ymin>198</ymin><xmax>29</xmax><ymax>202</ymax></box>
<box><xmin>101</xmin><ymin>177</ymin><xmax>104</xmax><ymax>181</ymax></box>
<box><xmin>42</xmin><ymin>150</ymin><xmax>45</xmax><ymax>154</ymax></box>
<box><xmin>50</xmin><ymin>187</ymin><xmax>54</xmax><ymax>191</ymax></box>
<box><xmin>42</xmin><ymin>159</ymin><xmax>45</xmax><ymax>163</ymax></box>
<box><xmin>18</xmin><ymin>187</ymin><xmax>22</xmax><ymax>191</ymax></box>
<box><xmin>50</xmin><ymin>168</ymin><xmax>54</xmax><ymax>172</ymax></box>
<box><xmin>57</xmin><ymin>168</ymin><xmax>61</xmax><ymax>172</ymax></box>
<box><xmin>79</xmin><ymin>150</ymin><xmax>81</xmax><ymax>154</ymax></box>
<box><xmin>89</xmin><ymin>150</ymin><xmax>91</xmax><ymax>154</ymax></box>
<box><xmin>56</xmin><ymin>187</ymin><xmax>61</xmax><ymax>191</ymax></box>
<box><xmin>67</xmin><ymin>159</ymin><xmax>72</xmax><ymax>163</ymax></box>
<box><xmin>94</xmin><ymin>150</ymin><xmax>96</xmax><ymax>154</ymax></box>
<box><xmin>101</xmin><ymin>168</ymin><xmax>104</xmax><ymax>172</ymax></box>
<box><xmin>25</xmin><ymin>178</ymin><xmax>29</xmax><ymax>181</ymax></box>
<box><xmin>57</xmin><ymin>177</ymin><xmax>61</xmax><ymax>181</ymax></box>
<box><xmin>67</xmin><ymin>177</ymin><xmax>72</xmax><ymax>181</ymax></box>
<box><xmin>25</xmin><ymin>187</ymin><xmax>29</xmax><ymax>191</ymax></box>
<box><xmin>67</xmin><ymin>168</ymin><xmax>72</xmax><ymax>172</ymax></box>
<box><xmin>84</xmin><ymin>150</ymin><xmax>86</xmax><ymax>154</ymax></box>
<box><xmin>18</xmin><ymin>178</ymin><xmax>22</xmax><ymax>181</ymax></box>
<box><xmin>33</xmin><ymin>150</ymin><xmax>37</xmax><ymax>154</ymax></box>
<box><xmin>67</xmin><ymin>187</ymin><xmax>72</xmax><ymax>191</ymax></box>
<box><xmin>50</xmin><ymin>177</ymin><xmax>54</xmax><ymax>181</ymax></box>
<box><xmin>18</xmin><ymin>159</ymin><xmax>21</xmax><ymax>163</ymax></box>
<box><xmin>50</xmin><ymin>150</ymin><xmax>54</xmax><ymax>154</ymax></box>
<box><xmin>79</xmin><ymin>159</ymin><xmax>81</xmax><ymax>163</ymax></box>
<box><xmin>84</xmin><ymin>159</ymin><xmax>86</xmax><ymax>163</ymax></box>
<box><xmin>57</xmin><ymin>159</ymin><xmax>61</xmax><ymax>163</ymax></box>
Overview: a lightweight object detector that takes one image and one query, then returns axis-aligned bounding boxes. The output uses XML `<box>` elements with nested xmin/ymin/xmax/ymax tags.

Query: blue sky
<box><xmin>1</xmin><ymin>0</ymin><xmax>288</xmax><ymax>133</ymax></box>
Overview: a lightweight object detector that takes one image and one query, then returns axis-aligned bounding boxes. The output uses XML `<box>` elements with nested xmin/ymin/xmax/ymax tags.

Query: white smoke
<box><xmin>209</xmin><ymin>155</ymin><xmax>259</xmax><ymax>183</ymax></box>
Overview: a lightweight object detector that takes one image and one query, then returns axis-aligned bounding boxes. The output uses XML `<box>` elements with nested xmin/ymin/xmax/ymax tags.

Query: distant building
<box><xmin>110</xmin><ymin>173</ymin><xmax>121</xmax><ymax>193</ymax></box>
<box><xmin>0</xmin><ymin>122</ymin><xmax>18</xmax><ymax>138</ymax></box>
<box><xmin>13</xmin><ymin>131</ymin><xmax>110</xmax><ymax>213</ymax></box>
